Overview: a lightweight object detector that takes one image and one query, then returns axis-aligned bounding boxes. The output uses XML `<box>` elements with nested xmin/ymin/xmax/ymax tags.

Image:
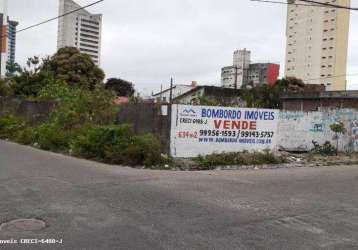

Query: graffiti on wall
<box><xmin>310</xmin><ymin>123</ymin><xmax>325</xmax><ymax>133</ymax></box>
<box><xmin>171</xmin><ymin>108</ymin><xmax>358</xmax><ymax>157</ymax></box>
<box><xmin>349</xmin><ymin>120</ymin><xmax>358</xmax><ymax>148</ymax></box>
<box><xmin>278</xmin><ymin>109</ymin><xmax>358</xmax><ymax>152</ymax></box>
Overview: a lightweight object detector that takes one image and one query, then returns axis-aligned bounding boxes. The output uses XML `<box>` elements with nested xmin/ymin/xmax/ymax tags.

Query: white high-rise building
<box><xmin>57</xmin><ymin>0</ymin><xmax>102</xmax><ymax>65</ymax></box>
<box><xmin>233</xmin><ymin>49</ymin><xmax>251</xmax><ymax>69</ymax></box>
<box><xmin>221</xmin><ymin>49</ymin><xmax>280</xmax><ymax>88</ymax></box>
<box><xmin>285</xmin><ymin>0</ymin><xmax>350</xmax><ymax>91</ymax></box>
<box><xmin>222</xmin><ymin>49</ymin><xmax>251</xmax><ymax>89</ymax></box>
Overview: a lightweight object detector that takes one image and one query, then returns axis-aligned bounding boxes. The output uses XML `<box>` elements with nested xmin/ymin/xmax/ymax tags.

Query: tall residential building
<box><xmin>222</xmin><ymin>49</ymin><xmax>251</xmax><ymax>89</ymax></box>
<box><xmin>57</xmin><ymin>0</ymin><xmax>102</xmax><ymax>65</ymax></box>
<box><xmin>7</xmin><ymin>20</ymin><xmax>18</xmax><ymax>65</ymax></box>
<box><xmin>0</xmin><ymin>0</ymin><xmax>7</xmax><ymax>78</ymax></box>
<box><xmin>0</xmin><ymin>0</ymin><xmax>17</xmax><ymax>78</ymax></box>
<box><xmin>285</xmin><ymin>0</ymin><xmax>350</xmax><ymax>91</ymax></box>
<box><xmin>221</xmin><ymin>49</ymin><xmax>280</xmax><ymax>88</ymax></box>
<box><xmin>0</xmin><ymin>0</ymin><xmax>18</xmax><ymax>78</ymax></box>
<box><xmin>233</xmin><ymin>49</ymin><xmax>251</xmax><ymax>69</ymax></box>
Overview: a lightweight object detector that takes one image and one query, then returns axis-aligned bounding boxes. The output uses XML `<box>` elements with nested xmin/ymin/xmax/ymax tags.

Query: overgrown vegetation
<box><xmin>0</xmin><ymin>47</ymin><xmax>165</xmax><ymax>168</ymax></box>
<box><xmin>330</xmin><ymin>122</ymin><xmax>346</xmax><ymax>155</ymax></box>
<box><xmin>241</xmin><ymin>77</ymin><xmax>305</xmax><ymax>109</ymax></box>
<box><xmin>105</xmin><ymin>78</ymin><xmax>135</xmax><ymax>97</ymax></box>
<box><xmin>71</xmin><ymin>125</ymin><xmax>162</xmax><ymax>167</ymax></box>
<box><xmin>196</xmin><ymin>150</ymin><xmax>287</xmax><ymax>170</ymax></box>
<box><xmin>311</xmin><ymin>141</ymin><xmax>337</xmax><ymax>156</ymax></box>
<box><xmin>0</xmin><ymin>114</ymin><xmax>35</xmax><ymax>145</ymax></box>
<box><xmin>0</xmin><ymin>79</ymin><xmax>12</xmax><ymax>96</ymax></box>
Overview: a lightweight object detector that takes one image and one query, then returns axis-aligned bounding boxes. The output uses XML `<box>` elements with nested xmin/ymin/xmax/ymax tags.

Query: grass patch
<box><xmin>196</xmin><ymin>150</ymin><xmax>287</xmax><ymax>170</ymax></box>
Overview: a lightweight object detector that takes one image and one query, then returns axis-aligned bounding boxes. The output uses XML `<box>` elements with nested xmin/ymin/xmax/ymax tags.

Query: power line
<box><xmin>299</xmin><ymin>0</ymin><xmax>355</xmax><ymax>10</ymax></box>
<box><xmin>250</xmin><ymin>0</ymin><xmax>332</xmax><ymax>8</ymax></box>
<box><xmin>6</xmin><ymin>0</ymin><xmax>104</xmax><ymax>37</ymax></box>
<box><xmin>250</xmin><ymin>0</ymin><xmax>357</xmax><ymax>10</ymax></box>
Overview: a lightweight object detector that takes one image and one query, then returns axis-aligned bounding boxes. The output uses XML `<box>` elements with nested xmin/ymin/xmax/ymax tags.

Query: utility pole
<box><xmin>234</xmin><ymin>66</ymin><xmax>238</xmax><ymax>90</ymax></box>
<box><xmin>160</xmin><ymin>84</ymin><xmax>163</xmax><ymax>103</ymax></box>
<box><xmin>169</xmin><ymin>77</ymin><xmax>173</xmax><ymax>104</ymax></box>
<box><xmin>243</xmin><ymin>50</ymin><xmax>246</xmax><ymax>88</ymax></box>
<box><xmin>167</xmin><ymin>77</ymin><xmax>174</xmax><ymax>155</ymax></box>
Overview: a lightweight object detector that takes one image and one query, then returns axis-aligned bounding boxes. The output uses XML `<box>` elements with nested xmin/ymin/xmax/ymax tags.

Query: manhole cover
<box><xmin>0</xmin><ymin>219</ymin><xmax>46</xmax><ymax>232</ymax></box>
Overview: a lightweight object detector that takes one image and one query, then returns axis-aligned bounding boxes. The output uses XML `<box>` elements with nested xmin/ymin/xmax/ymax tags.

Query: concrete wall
<box><xmin>2</xmin><ymin>96</ymin><xmax>358</xmax><ymax>155</ymax></box>
<box><xmin>117</xmin><ymin>103</ymin><xmax>171</xmax><ymax>153</ymax></box>
<box><xmin>169</xmin><ymin>104</ymin><xmax>358</xmax><ymax>156</ymax></box>
<box><xmin>0</xmin><ymin>97</ymin><xmax>54</xmax><ymax>124</ymax></box>
<box><xmin>278</xmin><ymin>109</ymin><xmax>358</xmax><ymax>152</ymax></box>
<box><xmin>282</xmin><ymin>98</ymin><xmax>358</xmax><ymax>112</ymax></box>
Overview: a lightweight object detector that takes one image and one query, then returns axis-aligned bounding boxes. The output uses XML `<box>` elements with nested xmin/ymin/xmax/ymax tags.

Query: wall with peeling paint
<box><xmin>278</xmin><ymin>109</ymin><xmax>358</xmax><ymax>152</ymax></box>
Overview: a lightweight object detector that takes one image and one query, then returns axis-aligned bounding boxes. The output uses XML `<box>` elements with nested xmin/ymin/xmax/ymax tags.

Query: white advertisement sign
<box><xmin>170</xmin><ymin>105</ymin><xmax>280</xmax><ymax>158</ymax></box>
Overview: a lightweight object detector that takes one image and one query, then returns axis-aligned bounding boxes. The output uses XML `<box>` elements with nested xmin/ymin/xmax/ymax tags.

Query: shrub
<box><xmin>71</xmin><ymin>125</ymin><xmax>163</xmax><ymax>167</ymax></box>
<box><xmin>0</xmin><ymin>80</ymin><xmax>12</xmax><ymax>96</ymax></box>
<box><xmin>312</xmin><ymin>141</ymin><xmax>336</xmax><ymax>156</ymax></box>
<box><xmin>120</xmin><ymin>134</ymin><xmax>162</xmax><ymax>167</ymax></box>
<box><xmin>71</xmin><ymin>124</ymin><xmax>133</xmax><ymax>160</ymax></box>
<box><xmin>197</xmin><ymin>150</ymin><xmax>287</xmax><ymax>170</ymax></box>
<box><xmin>40</xmin><ymin>84</ymin><xmax>117</xmax><ymax>130</ymax></box>
<box><xmin>15</xmin><ymin>127</ymin><xmax>36</xmax><ymax>145</ymax></box>
<box><xmin>0</xmin><ymin>114</ymin><xmax>27</xmax><ymax>140</ymax></box>
<box><xmin>34</xmin><ymin>123</ymin><xmax>69</xmax><ymax>151</ymax></box>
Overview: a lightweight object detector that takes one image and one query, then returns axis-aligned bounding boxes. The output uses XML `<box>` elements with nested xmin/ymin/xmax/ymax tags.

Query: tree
<box><xmin>330</xmin><ymin>122</ymin><xmax>346</xmax><ymax>156</ymax></box>
<box><xmin>42</xmin><ymin>47</ymin><xmax>105</xmax><ymax>90</ymax></box>
<box><xmin>9</xmin><ymin>47</ymin><xmax>105</xmax><ymax>97</ymax></box>
<box><xmin>6</xmin><ymin>61</ymin><xmax>22</xmax><ymax>78</ymax></box>
<box><xmin>9</xmin><ymin>57</ymin><xmax>56</xmax><ymax>97</ymax></box>
<box><xmin>241</xmin><ymin>77</ymin><xmax>306</xmax><ymax>109</ymax></box>
<box><xmin>0</xmin><ymin>79</ymin><xmax>12</xmax><ymax>96</ymax></box>
<box><xmin>105</xmin><ymin>78</ymin><xmax>135</xmax><ymax>97</ymax></box>
<box><xmin>275</xmin><ymin>77</ymin><xmax>305</xmax><ymax>93</ymax></box>
<box><xmin>241</xmin><ymin>84</ymin><xmax>282</xmax><ymax>109</ymax></box>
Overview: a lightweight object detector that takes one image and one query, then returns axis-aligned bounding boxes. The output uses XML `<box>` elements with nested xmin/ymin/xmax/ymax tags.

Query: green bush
<box><xmin>0</xmin><ymin>80</ymin><xmax>12</xmax><ymax>96</ymax></box>
<box><xmin>197</xmin><ymin>150</ymin><xmax>287</xmax><ymax>170</ymax></box>
<box><xmin>71</xmin><ymin>125</ymin><xmax>163</xmax><ymax>167</ymax></box>
<box><xmin>120</xmin><ymin>134</ymin><xmax>162</xmax><ymax>167</ymax></box>
<box><xmin>39</xmin><ymin>84</ymin><xmax>117</xmax><ymax>130</ymax></box>
<box><xmin>312</xmin><ymin>141</ymin><xmax>336</xmax><ymax>156</ymax></box>
<box><xmin>0</xmin><ymin>114</ymin><xmax>27</xmax><ymax>140</ymax></box>
<box><xmin>15</xmin><ymin>127</ymin><xmax>36</xmax><ymax>145</ymax></box>
<box><xmin>34</xmin><ymin>123</ymin><xmax>69</xmax><ymax>151</ymax></box>
<box><xmin>71</xmin><ymin>124</ymin><xmax>133</xmax><ymax>160</ymax></box>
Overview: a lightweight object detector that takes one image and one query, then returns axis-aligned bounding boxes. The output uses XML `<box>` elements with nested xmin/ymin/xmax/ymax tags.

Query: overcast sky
<box><xmin>8</xmin><ymin>0</ymin><xmax>358</xmax><ymax>94</ymax></box>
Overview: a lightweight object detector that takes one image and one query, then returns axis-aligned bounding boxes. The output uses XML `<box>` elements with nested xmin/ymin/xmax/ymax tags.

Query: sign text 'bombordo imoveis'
<box><xmin>170</xmin><ymin>105</ymin><xmax>279</xmax><ymax>158</ymax></box>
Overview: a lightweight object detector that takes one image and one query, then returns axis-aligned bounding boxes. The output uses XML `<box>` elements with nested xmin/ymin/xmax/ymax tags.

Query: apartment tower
<box><xmin>221</xmin><ymin>49</ymin><xmax>280</xmax><ymax>88</ymax></box>
<box><xmin>285</xmin><ymin>0</ymin><xmax>350</xmax><ymax>91</ymax></box>
<box><xmin>57</xmin><ymin>0</ymin><xmax>102</xmax><ymax>65</ymax></box>
<box><xmin>0</xmin><ymin>0</ymin><xmax>18</xmax><ymax>78</ymax></box>
<box><xmin>222</xmin><ymin>49</ymin><xmax>251</xmax><ymax>89</ymax></box>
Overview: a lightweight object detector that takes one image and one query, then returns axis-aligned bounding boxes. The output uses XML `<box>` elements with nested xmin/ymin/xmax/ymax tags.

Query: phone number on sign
<box><xmin>199</xmin><ymin>130</ymin><xmax>274</xmax><ymax>138</ymax></box>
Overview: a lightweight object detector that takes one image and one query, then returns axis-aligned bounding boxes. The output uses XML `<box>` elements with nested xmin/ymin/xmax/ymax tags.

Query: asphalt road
<box><xmin>1</xmin><ymin>140</ymin><xmax>358</xmax><ymax>250</ymax></box>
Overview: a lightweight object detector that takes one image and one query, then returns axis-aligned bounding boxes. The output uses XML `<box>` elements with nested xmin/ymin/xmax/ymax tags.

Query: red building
<box><xmin>246</xmin><ymin>63</ymin><xmax>280</xmax><ymax>87</ymax></box>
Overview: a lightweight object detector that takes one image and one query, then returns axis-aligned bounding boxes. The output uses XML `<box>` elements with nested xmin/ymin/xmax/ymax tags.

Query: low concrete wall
<box><xmin>2</xmin><ymin>96</ymin><xmax>357</xmax><ymax>154</ymax></box>
<box><xmin>117</xmin><ymin>103</ymin><xmax>171</xmax><ymax>153</ymax></box>
<box><xmin>0</xmin><ymin>97</ymin><xmax>55</xmax><ymax>124</ymax></box>
<box><xmin>278</xmin><ymin>109</ymin><xmax>358</xmax><ymax>152</ymax></box>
